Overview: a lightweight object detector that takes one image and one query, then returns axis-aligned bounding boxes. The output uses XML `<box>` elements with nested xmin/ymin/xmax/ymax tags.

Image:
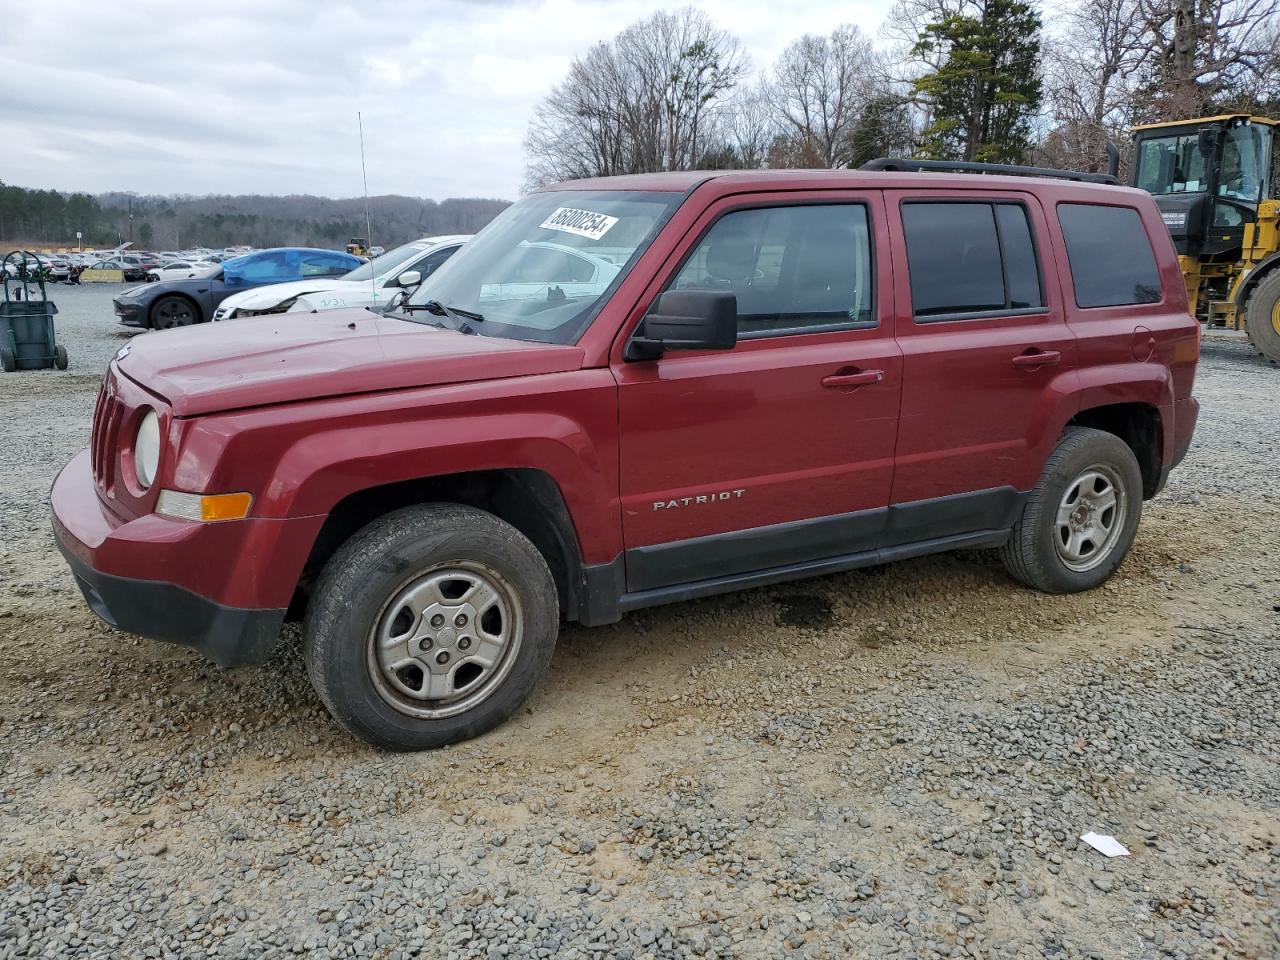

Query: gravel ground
<box><xmin>1</xmin><ymin>284</ymin><xmax>1278</xmax><ymax>960</ymax></box>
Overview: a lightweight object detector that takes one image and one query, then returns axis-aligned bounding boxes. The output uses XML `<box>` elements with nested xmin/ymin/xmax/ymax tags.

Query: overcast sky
<box><xmin>1</xmin><ymin>0</ymin><xmax>894</xmax><ymax>202</ymax></box>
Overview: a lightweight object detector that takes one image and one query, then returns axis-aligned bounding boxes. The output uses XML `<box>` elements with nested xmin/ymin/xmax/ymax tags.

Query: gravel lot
<box><xmin>1</xmin><ymin>284</ymin><xmax>1278</xmax><ymax>960</ymax></box>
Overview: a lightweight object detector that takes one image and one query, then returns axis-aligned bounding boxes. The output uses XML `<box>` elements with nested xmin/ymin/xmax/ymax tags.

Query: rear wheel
<box><xmin>53</xmin><ymin>344</ymin><xmax>68</xmax><ymax>370</ymax></box>
<box><xmin>0</xmin><ymin>347</ymin><xmax>14</xmax><ymax>372</ymax></box>
<box><xmin>1244</xmin><ymin>271</ymin><xmax>1280</xmax><ymax>366</ymax></box>
<box><xmin>1001</xmin><ymin>427</ymin><xmax>1143</xmax><ymax>593</ymax></box>
<box><xmin>150</xmin><ymin>296</ymin><xmax>198</xmax><ymax>330</ymax></box>
<box><xmin>304</xmin><ymin>503</ymin><xmax>559</xmax><ymax>750</ymax></box>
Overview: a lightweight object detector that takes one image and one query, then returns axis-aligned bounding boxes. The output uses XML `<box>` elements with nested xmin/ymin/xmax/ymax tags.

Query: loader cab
<box><xmin>1131</xmin><ymin>115</ymin><xmax>1277</xmax><ymax>260</ymax></box>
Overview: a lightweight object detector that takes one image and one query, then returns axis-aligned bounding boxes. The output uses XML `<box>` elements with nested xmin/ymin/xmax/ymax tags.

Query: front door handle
<box><xmin>822</xmin><ymin>368</ymin><xmax>884</xmax><ymax>388</ymax></box>
<box><xmin>1011</xmin><ymin>349</ymin><xmax>1061</xmax><ymax>368</ymax></box>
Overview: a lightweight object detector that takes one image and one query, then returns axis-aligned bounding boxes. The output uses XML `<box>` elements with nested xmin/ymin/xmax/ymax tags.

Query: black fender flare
<box><xmin>1235</xmin><ymin>252</ymin><xmax>1280</xmax><ymax>307</ymax></box>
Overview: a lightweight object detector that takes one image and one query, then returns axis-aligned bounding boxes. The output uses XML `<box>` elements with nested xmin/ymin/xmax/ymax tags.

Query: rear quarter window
<box><xmin>1056</xmin><ymin>203</ymin><xmax>1162</xmax><ymax>307</ymax></box>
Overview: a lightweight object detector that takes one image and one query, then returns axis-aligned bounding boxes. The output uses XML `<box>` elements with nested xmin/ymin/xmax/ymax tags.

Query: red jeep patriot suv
<box><xmin>51</xmin><ymin>166</ymin><xmax>1199</xmax><ymax>750</ymax></box>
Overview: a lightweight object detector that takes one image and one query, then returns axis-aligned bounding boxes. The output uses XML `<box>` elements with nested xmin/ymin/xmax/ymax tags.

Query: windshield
<box><xmin>1135</xmin><ymin>132</ymin><xmax>1207</xmax><ymax>195</ymax></box>
<box><xmin>343</xmin><ymin>239</ymin><xmax>436</xmax><ymax>282</ymax></box>
<box><xmin>1219</xmin><ymin>123</ymin><xmax>1272</xmax><ymax>203</ymax></box>
<box><xmin>1136</xmin><ymin>123</ymin><xmax>1274</xmax><ymax>203</ymax></box>
<box><xmin>405</xmin><ymin>190</ymin><xmax>681</xmax><ymax>343</ymax></box>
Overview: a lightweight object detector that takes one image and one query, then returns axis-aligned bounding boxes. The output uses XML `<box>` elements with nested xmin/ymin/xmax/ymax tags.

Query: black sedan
<box><xmin>112</xmin><ymin>247</ymin><xmax>361</xmax><ymax>330</ymax></box>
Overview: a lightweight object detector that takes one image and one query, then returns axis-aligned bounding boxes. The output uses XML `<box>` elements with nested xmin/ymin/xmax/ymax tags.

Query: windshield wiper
<box><xmin>402</xmin><ymin>299</ymin><xmax>484</xmax><ymax>322</ymax></box>
<box><xmin>438</xmin><ymin>301</ymin><xmax>486</xmax><ymax>323</ymax></box>
<box><xmin>396</xmin><ymin>299</ymin><xmax>481</xmax><ymax>334</ymax></box>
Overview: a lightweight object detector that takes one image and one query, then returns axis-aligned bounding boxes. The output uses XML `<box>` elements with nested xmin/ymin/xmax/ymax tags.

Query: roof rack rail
<box><xmin>860</xmin><ymin>156</ymin><xmax>1119</xmax><ymax>186</ymax></box>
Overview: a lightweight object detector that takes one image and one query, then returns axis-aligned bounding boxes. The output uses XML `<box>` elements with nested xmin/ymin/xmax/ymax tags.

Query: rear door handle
<box><xmin>1011</xmin><ymin>350</ymin><xmax>1061</xmax><ymax>368</ymax></box>
<box><xmin>822</xmin><ymin>369</ymin><xmax>884</xmax><ymax>388</ymax></box>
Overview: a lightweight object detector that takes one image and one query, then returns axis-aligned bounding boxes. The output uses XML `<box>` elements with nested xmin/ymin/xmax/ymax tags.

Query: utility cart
<box><xmin>1</xmin><ymin>250</ymin><xmax>68</xmax><ymax>372</ymax></box>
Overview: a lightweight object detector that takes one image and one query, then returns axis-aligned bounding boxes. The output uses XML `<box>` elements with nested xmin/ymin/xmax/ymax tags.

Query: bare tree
<box><xmin>881</xmin><ymin>0</ymin><xmax>976</xmax><ymax>72</ymax></box>
<box><xmin>723</xmin><ymin>80</ymin><xmax>778</xmax><ymax>168</ymax></box>
<box><xmin>1038</xmin><ymin>0</ymin><xmax>1149</xmax><ymax>171</ymax></box>
<box><xmin>524</xmin><ymin>7</ymin><xmax>747</xmax><ymax>189</ymax></box>
<box><xmin>1138</xmin><ymin>0</ymin><xmax>1280</xmax><ymax>118</ymax></box>
<box><xmin>767</xmin><ymin>25</ymin><xmax>880</xmax><ymax>168</ymax></box>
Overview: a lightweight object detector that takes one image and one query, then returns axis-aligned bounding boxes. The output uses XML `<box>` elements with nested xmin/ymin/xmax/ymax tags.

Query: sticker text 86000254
<box><xmin>539</xmin><ymin>207</ymin><xmax>619</xmax><ymax>241</ymax></box>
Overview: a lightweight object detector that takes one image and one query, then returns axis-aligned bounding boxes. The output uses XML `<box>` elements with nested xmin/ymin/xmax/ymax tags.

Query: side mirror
<box><xmin>396</xmin><ymin>270</ymin><xmax>421</xmax><ymax>288</ymax></box>
<box><xmin>626</xmin><ymin>290</ymin><xmax>737</xmax><ymax>360</ymax></box>
<box><xmin>1197</xmin><ymin>127</ymin><xmax>1219</xmax><ymax>158</ymax></box>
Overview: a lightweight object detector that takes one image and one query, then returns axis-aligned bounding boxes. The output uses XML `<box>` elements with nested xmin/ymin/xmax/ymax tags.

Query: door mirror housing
<box><xmin>626</xmin><ymin>290</ymin><xmax>737</xmax><ymax>360</ymax></box>
<box><xmin>396</xmin><ymin>270</ymin><xmax>421</xmax><ymax>288</ymax></box>
<box><xmin>1197</xmin><ymin>126</ymin><xmax>1220</xmax><ymax>158</ymax></box>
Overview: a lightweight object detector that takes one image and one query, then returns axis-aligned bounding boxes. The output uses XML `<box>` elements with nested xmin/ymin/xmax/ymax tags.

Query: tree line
<box><xmin>0</xmin><ymin>183</ymin><xmax>509</xmax><ymax>250</ymax></box>
<box><xmin>525</xmin><ymin>0</ymin><xmax>1280</xmax><ymax>186</ymax></box>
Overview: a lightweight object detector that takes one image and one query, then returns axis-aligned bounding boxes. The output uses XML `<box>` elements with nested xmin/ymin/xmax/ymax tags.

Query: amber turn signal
<box><xmin>156</xmin><ymin>490</ymin><xmax>253</xmax><ymax>522</ymax></box>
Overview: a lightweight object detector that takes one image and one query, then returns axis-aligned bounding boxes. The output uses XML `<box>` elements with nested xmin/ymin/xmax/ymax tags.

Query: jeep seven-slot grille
<box><xmin>90</xmin><ymin>372</ymin><xmax>124</xmax><ymax>491</ymax></box>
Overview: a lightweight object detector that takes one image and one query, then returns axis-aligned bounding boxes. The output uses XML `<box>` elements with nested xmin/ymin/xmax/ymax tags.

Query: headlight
<box><xmin>135</xmin><ymin>409</ymin><xmax>161</xmax><ymax>488</ymax></box>
<box><xmin>242</xmin><ymin>297</ymin><xmax>297</xmax><ymax>318</ymax></box>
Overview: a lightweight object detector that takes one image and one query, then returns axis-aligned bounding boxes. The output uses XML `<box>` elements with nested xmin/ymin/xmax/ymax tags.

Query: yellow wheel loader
<box><xmin>1130</xmin><ymin>114</ymin><xmax>1280</xmax><ymax>363</ymax></box>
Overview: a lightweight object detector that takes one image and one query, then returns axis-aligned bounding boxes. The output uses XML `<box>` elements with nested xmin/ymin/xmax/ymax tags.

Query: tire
<box><xmin>304</xmin><ymin>503</ymin><xmax>559</xmax><ymax>750</ymax></box>
<box><xmin>53</xmin><ymin>344</ymin><xmax>68</xmax><ymax>370</ymax></box>
<box><xmin>1244</xmin><ymin>270</ymin><xmax>1280</xmax><ymax>366</ymax></box>
<box><xmin>150</xmin><ymin>295</ymin><xmax>198</xmax><ymax>330</ymax></box>
<box><xmin>146</xmin><ymin>273</ymin><xmax>159</xmax><ymax>282</ymax></box>
<box><xmin>0</xmin><ymin>347</ymin><xmax>14</xmax><ymax>372</ymax></box>
<box><xmin>1000</xmin><ymin>427</ymin><xmax>1143</xmax><ymax>594</ymax></box>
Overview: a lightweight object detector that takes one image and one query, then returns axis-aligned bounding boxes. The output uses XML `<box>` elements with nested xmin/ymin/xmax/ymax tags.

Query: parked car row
<box><xmin>7</xmin><ymin>246</ymin><xmax>245</xmax><ymax>284</ymax></box>
<box><xmin>113</xmin><ymin>247</ymin><xmax>367</xmax><ymax>329</ymax></box>
<box><xmin>212</xmin><ymin>236</ymin><xmax>467</xmax><ymax>321</ymax></box>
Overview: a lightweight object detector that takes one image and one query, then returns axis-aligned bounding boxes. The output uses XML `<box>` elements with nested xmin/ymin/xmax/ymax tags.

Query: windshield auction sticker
<box><xmin>539</xmin><ymin>207</ymin><xmax>619</xmax><ymax>240</ymax></box>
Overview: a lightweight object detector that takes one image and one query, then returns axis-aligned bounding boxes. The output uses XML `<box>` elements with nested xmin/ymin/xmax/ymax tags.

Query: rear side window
<box><xmin>670</xmin><ymin>203</ymin><xmax>874</xmax><ymax>336</ymax></box>
<box><xmin>901</xmin><ymin>201</ymin><xmax>1044</xmax><ymax>319</ymax></box>
<box><xmin>1057</xmin><ymin>203</ymin><xmax>1162</xmax><ymax>307</ymax></box>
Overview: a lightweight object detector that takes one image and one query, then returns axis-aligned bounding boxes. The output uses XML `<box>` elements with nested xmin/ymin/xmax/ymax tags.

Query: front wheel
<box><xmin>1000</xmin><ymin>427</ymin><xmax>1143</xmax><ymax>593</ymax></box>
<box><xmin>150</xmin><ymin>295</ymin><xmax>198</xmax><ymax>330</ymax></box>
<box><xmin>53</xmin><ymin>344</ymin><xmax>68</xmax><ymax>370</ymax></box>
<box><xmin>0</xmin><ymin>347</ymin><xmax>15</xmax><ymax>372</ymax></box>
<box><xmin>1244</xmin><ymin>271</ymin><xmax>1280</xmax><ymax>366</ymax></box>
<box><xmin>304</xmin><ymin>503</ymin><xmax>559</xmax><ymax>750</ymax></box>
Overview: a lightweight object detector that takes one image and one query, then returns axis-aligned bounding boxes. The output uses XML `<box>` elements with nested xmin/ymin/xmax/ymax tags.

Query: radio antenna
<box><xmin>358</xmin><ymin>111</ymin><xmax>376</xmax><ymax>305</ymax></box>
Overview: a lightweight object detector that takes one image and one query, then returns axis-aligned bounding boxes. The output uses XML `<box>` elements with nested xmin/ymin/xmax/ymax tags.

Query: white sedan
<box><xmin>477</xmin><ymin>241</ymin><xmax>622</xmax><ymax>304</ymax></box>
<box><xmin>146</xmin><ymin>260</ymin><xmax>219</xmax><ymax>282</ymax></box>
<box><xmin>212</xmin><ymin>235</ymin><xmax>468</xmax><ymax>321</ymax></box>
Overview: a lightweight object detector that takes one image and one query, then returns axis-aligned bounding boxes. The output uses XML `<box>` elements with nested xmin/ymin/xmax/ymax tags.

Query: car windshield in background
<box><xmin>343</xmin><ymin>240</ymin><xmax>434</xmax><ymax>282</ymax></box>
<box><xmin>404</xmin><ymin>190</ymin><xmax>681</xmax><ymax>343</ymax></box>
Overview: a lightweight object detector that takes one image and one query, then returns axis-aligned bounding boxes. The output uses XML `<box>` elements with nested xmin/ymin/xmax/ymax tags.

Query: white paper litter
<box><xmin>1080</xmin><ymin>831</ymin><xmax>1130</xmax><ymax>857</ymax></box>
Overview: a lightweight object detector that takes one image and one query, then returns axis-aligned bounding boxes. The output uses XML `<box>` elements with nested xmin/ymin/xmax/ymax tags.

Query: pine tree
<box><xmin>912</xmin><ymin>0</ymin><xmax>1043</xmax><ymax>163</ymax></box>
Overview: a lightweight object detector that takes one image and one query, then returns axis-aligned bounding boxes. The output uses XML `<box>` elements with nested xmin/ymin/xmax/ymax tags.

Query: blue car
<box><xmin>112</xmin><ymin>247</ymin><xmax>363</xmax><ymax>330</ymax></box>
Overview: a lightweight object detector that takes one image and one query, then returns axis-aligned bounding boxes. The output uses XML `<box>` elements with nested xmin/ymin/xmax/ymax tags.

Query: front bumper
<box><xmin>56</xmin><ymin>539</ymin><xmax>284</xmax><ymax>667</ymax></box>
<box><xmin>113</xmin><ymin>299</ymin><xmax>146</xmax><ymax>328</ymax></box>
<box><xmin>50</xmin><ymin>450</ymin><xmax>320</xmax><ymax>667</ymax></box>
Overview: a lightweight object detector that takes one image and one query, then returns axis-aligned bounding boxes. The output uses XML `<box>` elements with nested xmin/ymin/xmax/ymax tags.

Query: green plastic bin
<box><xmin>1</xmin><ymin>251</ymin><xmax>67</xmax><ymax>372</ymax></box>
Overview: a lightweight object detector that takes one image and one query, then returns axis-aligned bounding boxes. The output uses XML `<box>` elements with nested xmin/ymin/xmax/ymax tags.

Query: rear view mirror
<box><xmin>397</xmin><ymin>270</ymin><xmax>421</xmax><ymax>288</ymax></box>
<box><xmin>626</xmin><ymin>290</ymin><xmax>737</xmax><ymax>360</ymax></box>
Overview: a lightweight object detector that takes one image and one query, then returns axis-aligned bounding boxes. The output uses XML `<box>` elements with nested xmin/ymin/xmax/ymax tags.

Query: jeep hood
<box><xmin>117</xmin><ymin>309</ymin><xmax>585</xmax><ymax>417</ymax></box>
